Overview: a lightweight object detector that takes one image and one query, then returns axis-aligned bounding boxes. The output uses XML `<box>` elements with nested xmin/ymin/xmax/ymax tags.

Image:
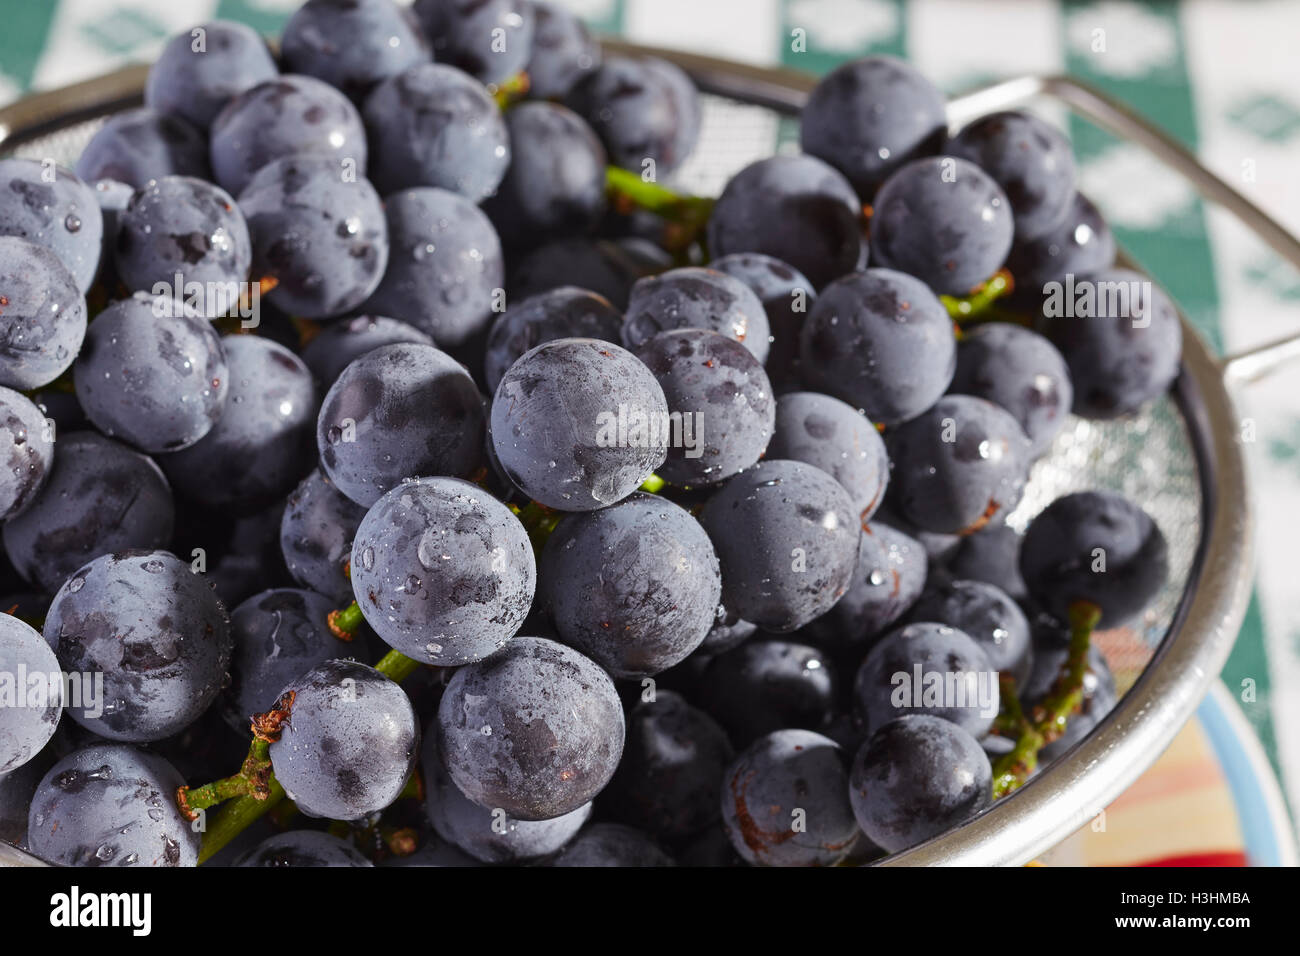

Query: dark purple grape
<box><xmin>300</xmin><ymin>314</ymin><xmax>434</xmax><ymax>389</ymax></box>
<box><xmin>869</xmin><ymin>157</ymin><xmax>1014</xmax><ymax>296</ymax></box>
<box><xmin>708</xmin><ymin>252</ymin><xmax>817</xmax><ymax>391</ymax></box>
<box><xmin>90</xmin><ymin>178</ymin><xmax>133</xmax><ymax>274</ymax></box>
<box><xmin>28</xmin><ymin>744</ymin><xmax>199</xmax><ymax>866</ymax></box>
<box><xmin>380</xmin><ymin>838</ymin><xmax>479</xmax><ymax>867</ymax></box>
<box><xmin>362</xmin><ymin>63</ymin><xmax>510</xmax><ymax>201</ymax></box>
<box><xmin>707</xmin><ymin>154</ymin><xmax>866</xmax><ymax>290</ymax></box>
<box><xmin>240</xmin><ymin>155</ymin><xmax>388</xmax><ymax>320</ymax></box>
<box><xmin>73</xmin><ymin>293</ymin><xmax>229</xmax><ymax>453</ymax></box>
<box><xmin>699</xmin><ymin>605</ymin><xmax>757</xmax><ymax>655</ymax></box>
<box><xmin>350</xmin><ymin>476</ymin><xmax>536</xmax><ymax>665</ymax></box>
<box><xmin>907</xmin><ymin>579</ymin><xmax>1032</xmax><ymax>686</ymax></box>
<box><xmin>413</xmin><ymin>0</ymin><xmax>535</xmax><ymax>86</ymax></box>
<box><xmin>490</xmin><ymin>337</ymin><xmax>667</xmax><ymax>511</ymax></box>
<box><xmin>483</xmin><ymin>286</ymin><xmax>622</xmax><ymax>393</ymax></box>
<box><xmin>269</xmin><ymin>659</ymin><xmax>418</xmax><ymax>820</ymax></box>
<box><xmin>526</xmin><ymin>1</ymin><xmax>600</xmax><ymax>100</ymax></box>
<box><xmin>159</xmin><ymin>335</ymin><xmax>317</xmax><ymax>514</ymax></box>
<box><xmin>279</xmin><ymin>469</ymin><xmax>368</xmax><ymax>603</ymax></box>
<box><xmin>317</xmin><ymin>342</ymin><xmax>484</xmax><ymax>507</ymax></box>
<box><xmin>0</xmin><ymin>160</ymin><xmax>102</xmax><ymax>293</ymax></box>
<box><xmin>1019</xmin><ymin>490</ymin><xmax>1168</xmax><ymax>628</ymax></box>
<box><xmin>0</xmin><ymin>746</ymin><xmax>52</xmax><ymax>847</ymax></box>
<box><xmin>800</xmin><ymin>56</ymin><xmax>947</xmax><ymax>198</ymax></box>
<box><xmin>3</xmin><ymin>432</ymin><xmax>174</xmax><ymax>593</ymax></box>
<box><xmin>947</xmin><ymin>111</ymin><xmax>1076</xmax><ymax>241</ymax></box>
<box><xmin>145</xmin><ymin>21</ymin><xmax>279</xmax><ymax>131</ymax></box>
<box><xmin>548</xmin><ymin>823</ymin><xmax>674</xmax><ymax>867</ymax></box>
<box><xmin>1037</xmin><ymin>268</ymin><xmax>1182</xmax><ymax>419</ymax></box>
<box><xmin>873</xmin><ymin>502</ymin><xmax>962</xmax><ymax>565</ymax></box>
<box><xmin>482</xmin><ymin>102</ymin><xmax>607</xmax><ymax>248</ymax></box>
<box><xmin>281</xmin><ymin>0</ymin><xmax>431</xmax><ymax>102</ymax></box>
<box><xmin>854</xmin><ymin>622</ymin><xmax>999</xmax><ymax>738</ymax></box>
<box><xmin>437</xmin><ymin>636</ymin><xmax>625</xmax><ymax>820</ymax></box>
<box><xmin>540</xmin><ymin>492</ymin><xmax>720</xmax><ymax>677</ymax></box>
<box><xmin>43</xmin><ymin>550</ymin><xmax>232</xmax><ymax>743</ymax></box>
<box><xmin>1006</xmin><ymin>192</ymin><xmax>1115</xmax><ymax>290</ymax></box>
<box><xmin>75</xmin><ymin>108</ymin><xmax>210</xmax><ymax>190</ymax></box>
<box><xmin>948</xmin><ymin>321</ymin><xmax>1072</xmax><ymax>457</ymax></box>
<box><xmin>0</xmin><ymin>387</ymin><xmax>54</xmax><ymax>520</ymax></box>
<box><xmin>622</xmin><ymin>267</ymin><xmax>771</xmax><ymax>364</ymax></box>
<box><xmin>633</xmin><ymin>329</ymin><xmax>775</xmax><ymax>486</ymax></box>
<box><xmin>849</xmin><ymin>715</ymin><xmax>991</xmax><ymax>853</ymax></box>
<box><xmin>362</xmin><ymin>189</ymin><xmax>503</xmax><ymax>349</ymax></box>
<box><xmin>697</xmin><ymin>640</ymin><xmax>838</xmax><ymax>745</ymax></box>
<box><xmin>0</xmin><ymin>236</ymin><xmax>87</xmax><ymax>390</ymax></box>
<box><xmin>721</xmin><ymin>729</ymin><xmax>860</xmax><ymax>867</ymax></box>
<box><xmin>886</xmin><ymin>395</ymin><xmax>1032</xmax><ymax>535</ymax></box>
<box><xmin>508</xmin><ymin>237</ymin><xmax>671</xmax><ymax>310</ymax></box>
<box><xmin>565</xmin><ymin>55</ymin><xmax>700</xmax><ymax>175</ymax></box>
<box><xmin>765</xmin><ymin>391</ymin><xmax>888</xmax><ymax>519</ymax></box>
<box><xmin>943</xmin><ymin>523</ymin><xmax>1028</xmax><ymax>602</ymax></box>
<box><xmin>799</xmin><ymin>269</ymin><xmax>954</xmax><ymax>426</ymax></box>
<box><xmin>236</xmin><ymin>830</ymin><xmax>373</xmax><ymax>867</ymax></box>
<box><xmin>210</xmin><ymin>75</ymin><xmax>368</xmax><ymax>198</ymax></box>
<box><xmin>0</xmin><ymin>614</ymin><xmax>62</xmax><ymax>773</ymax></box>
<box><xmin>697</xmin><ymin>459</ymin><xmax>858</xmax><ymax>632</ymax></box>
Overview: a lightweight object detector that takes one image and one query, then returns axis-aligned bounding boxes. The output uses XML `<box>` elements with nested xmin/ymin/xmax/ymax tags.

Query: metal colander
<box><xmin>3</xmin><ymin>46</ymin><xmax>1297</xmax><ymax>867</ymax></box>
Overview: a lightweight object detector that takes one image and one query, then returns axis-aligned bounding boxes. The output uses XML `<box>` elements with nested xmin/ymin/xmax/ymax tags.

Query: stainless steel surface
<box><xmin>0</xmin><ymin>46</ymin><xmax>1280</xmax><ymax>867</ymax></box>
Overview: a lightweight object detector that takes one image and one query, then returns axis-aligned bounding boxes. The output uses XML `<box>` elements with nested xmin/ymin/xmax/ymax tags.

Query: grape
<box><xmin>362</xmin><ymin>187</ymin><xmax>503</xmax><ymax>348</ymax></box>
<box><xmin>800</xmin><ymin>270</ymin><xmax>954</xmax><ymax>426</ymax></box>
<box><xmin>539</xmin><ymin>492</ymin><xmax>720</xmax><ymax>677</ymax></box>
<box><xmin>634</xmin><ymin>329</ymin><xmax>775</xmax><ymax>486</ymax></box>
<box><xmin>90</xmin><ymin>178</ymin><xmax>133</xmax><ymax>273</ymax></box>
<box><xmin>708</xmin><ymin>252</ymin><xmax>816</xmax><ymax>391</ymax></box>
<box><xmin>849</xmin><ymin>715</ymin><xmax>992</xmax><ymax>854</ymax></box>
<box><xmin>72</xmin><ymin>293</ymin><xmax>229</xmax><ymax>453</ymax></box>
<box><xmin>1019</xmin><ymin>490</ymin><xmax>1168</xmax><ymax>628</ymax></box>
<box><xmin>490</xmin><ymin>338</ymin><xmax>668</xmax><ymax>511</ymax></box>
<box><xmin>707</xmin><ymin>154</ymin><xmax>866</xmax><ymax>290</ymax></box>
<box><xmin>1006</xmin><ymin>192</ymin><xmax>1115</xmax><ymax>290</ymax></box>
<box><xmin>874</xmin><ymin>502</ymin><xmax>962</xmax><ymax>564</ymax></box>
<box><xmin>1022</xmin><ymin>623</ymin><xmax>1116</xmax><ymax>762</ymax></box>
<box><xmin>412</xmin><ymin>0</ymin><xmax>535</xmax><ymax>86</ymax></box>
<box><xmin>178</xmin><ymin>500</ymin><xmax>292</xmax><ymax>610</ymax></box>
<box><xmin>0</xmin><ymin>614</ymin><xmax>62</xmax><ymax>773</ymax></box>
<box><xmin>0</xmin><ymin>160</ymin><xmax>104</xmax><ymax>295</ymax></box>
<box><xmin>210</xmin><ymin>76</ymin><xmax>368</xmax><ymax>198</ymax></box>
<box><xmin>75</xmin><ymin>109</ymin><xmax>210</xmax><ymax>192</ymax></box>
<box><xmin>0</xmin><ymin>236</ymin><xmax>87</xmax><ymax>391</ymax></box>
<box><xmin>698</xmin><ymin>640</ymin><xmax>837</xmax><ymax>745</ymax></box>
<box><xmin>159</xmin><ymin>335</ymin><xmax>317</xmax><ymax>514</ymax></box>
<box><xmin>279</xmin><ymin>469</ymin><xmax>368</xmax><ymax>603</ymax></box>
<box><xmin>765</xmin><ymin>391</ymin><xmax>888</xmax><ymax>519</ymax></box>
<box><xmin>526</xmin><ymin>2</ymin><xmax>600</xmax><ymax>100</ymax></box>
<box><xmin>422</xmin><ymin>726</ymin><xmax>590</xmax><ymax>864</ymax></box>
<box><xmin>886</xmin><ymin>395</ymin><xmax>1032</xmax><ymax>535</ymax></box>
<box><xmin>1037</xmin><ymin>268</ymin><xmax>1182</xmax><ymax>419</ymax></box>
<box><xmin>43</xmin><ymin>550</ymin><xmax>232</xmax><ymax>742</ymax></box>
<box><xmin>483</xmin><ymin>286</ymin><xmax>623</xmax><ymax>393</ymax></box>
<box><xmin>549</xmin><ymin>823</ymin><xmax>675</xmax><ymax>867</ymax></box>
<box><xmin>362</xmin><ymin>63</ymin><xmax>510</xmax><ymax>201</ymax></box>
<box><xmin>4</xmin><ymin>432</ymin><xmax>174</xmax><ymax>593</ymax></box>
<box><xmin>699</xmin><ymin>605</ymin><xmax>757</xmax><ymax>655</ymax></box>
<box><xmin>281</xmin><ymin>0</ymin><xmax>430</xmax><ymax>103</ymax></box>
<box><xmin>603</xmin><ymin>690</ymin><xmax>734</xmax><ymax>840</ymax></box>
<box><xmin>225</xmin><ymin>588</ymin><xmax>364</xmax><ymax>733</ymax></box>
<box><xmin>112</xmin><ymin>175</ymin><xmax>250</xmax><ymax>305</ymax></box>
<box><xmin>380</xmin><ymin>839</ymin><xmax>479</xmax><ymax>867</ymax></box>
<box><xmin>27</xmin><ymin>744</ymin><xmax>199</xmax><ymax>866</ymax></box>
<box><xmin>482</xmin><ymin>102</ymin><xmax>607</xmax><ymax>248</ymax></box>
<box><xmin>0</xmin><ymin>748</ymin><xmax>51</xmax><ymax>847</ymax></box>
<box><xmin>349</xmin><ymin>477</ymin><xmax>535</xmax><ymax>665</ymax></box>
<box><xmin>802</xmin><ymin>522</ymin><xmax>928</xmax><ymax>656</ymax></box>
<box><xmin>907</xmin><ymin>579</ymin><xmax>1032</xmax><ymax>686</ymax></box>
<box><xmin>237</xmin><ymin>830</ymin><xmax>373</xmax><ymax>867</ymax></box>
<box><xmin>269</xmin><ymin>659</ymin><xmax>418</xmax><ymax>820</ymax></box>
<box><xmin>697</xmin><ymin>459</ymin><xmax>858</xmax><ymax>632</ymax></box>
<box><xmin>623</xmin><ymin>267</ymin><xmax>771</xmax><ymax>365</ymax></box>
<box><xmin>0</xmin><ymin>387</ymin><xmax>54</xmax><ymax>520</ymax></box>
<box><xmin>239</xmin><ymin>156</ymin><xmax>388</xmax><ymax>320</ymax></box>
<box><xmin>437</xmin><ymin>636</ymin><xmax>625</xmax><ymax>820</ymax></box>
<box><xmin>869</xmin><ymin>157</ymin><xmax>1014</xmax><ymax>296</ymax></box>
<box><xmin>853</xmin><ymin>622</ymin><xmax>999</xmax><ymax>737</ymax></box>
<box><xmin>948</xmin><ymin>321</ymin><xmax>1072</xmax><ymax>457</ymax></box>
<box><xmin>800</xmin><ymin>56</ymin><xmax>947</xmax><ymax>198</ymax></box>
<box><xmin>509</xmin><ymin>237</ymin><xmax>670</xmax><ymax>310</ymax></box>
<box><xmin>300</xmin><ymin>314</ymin><xmax>434</xmax><ymax>389</ymax></box>
<box><xmin>943</xmin><ymin>524</ymin><xmax>1028</xmax><ymax>603</ymax></box>
<box><xmin>720</xmin><ymin>729</ymin><xmax>860</xmax><ymax>867</ymax></box>
<box><xmin>947</xmin><ymin>111</ymin><xmax>1076</xmax><ymax>241</ymax></box>
<box><xmin>145</xmin><ymin>21</ymin><xmax>279</xmax><ymax>131</ymax></box>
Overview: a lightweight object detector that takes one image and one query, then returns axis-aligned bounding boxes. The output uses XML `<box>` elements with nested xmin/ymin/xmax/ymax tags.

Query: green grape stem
<box><xmin>941</xmin><ymin>269</ymin><xmax>1014</xmax><ymax>322</ymax></box>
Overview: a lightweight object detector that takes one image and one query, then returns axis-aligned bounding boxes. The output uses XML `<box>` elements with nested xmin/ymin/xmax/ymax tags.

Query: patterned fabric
<box><xmin>1</xmin><ymin>0</ymin><xmax>1296</xmax><ymax>845</ymax></box>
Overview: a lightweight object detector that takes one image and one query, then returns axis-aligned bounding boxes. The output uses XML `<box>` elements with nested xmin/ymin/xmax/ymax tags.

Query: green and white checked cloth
<box><xmin>2</xmin><ymin>0</ymin><xmax>1297</xmax><ymax>828</ymax></box>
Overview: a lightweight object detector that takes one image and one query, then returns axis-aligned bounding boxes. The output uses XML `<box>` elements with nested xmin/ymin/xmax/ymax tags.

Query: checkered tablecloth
<box><xmin>2</xmin><ymin>0</ymin><xmax>1297</xmax><ymax>840</ymax></box>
